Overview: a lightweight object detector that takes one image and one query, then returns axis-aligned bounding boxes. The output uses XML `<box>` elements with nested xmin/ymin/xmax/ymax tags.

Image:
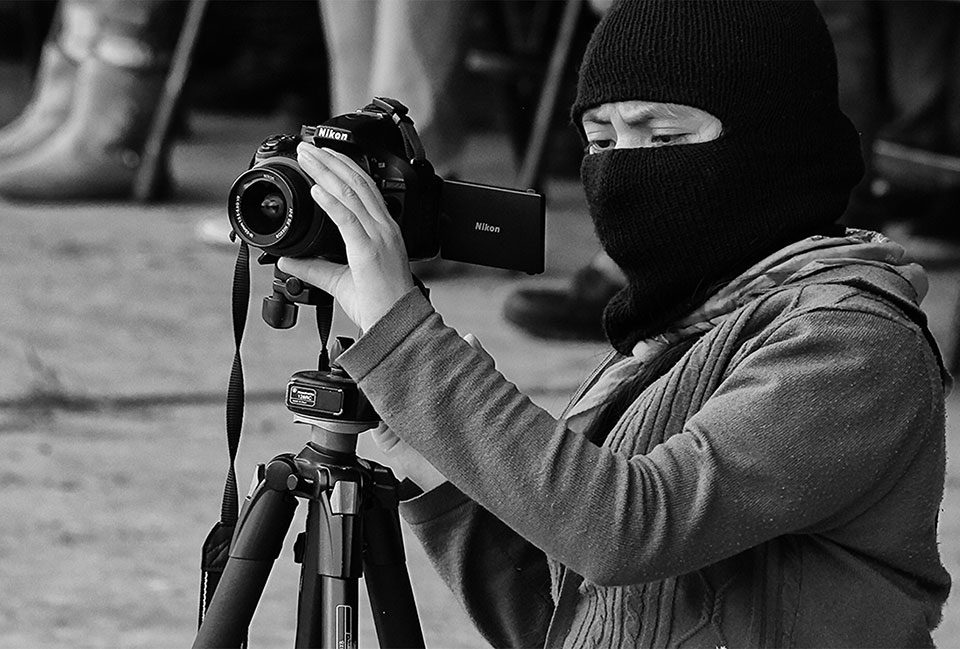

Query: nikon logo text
<box><xmin>316</xmin><ymin>127</ymin><xmax>350</xmax><ymax>141</ymax></box>
<box><xmin>475</xmin><ymin>222</ymin><xmax>501</xmax><ymax>234</ymax></box>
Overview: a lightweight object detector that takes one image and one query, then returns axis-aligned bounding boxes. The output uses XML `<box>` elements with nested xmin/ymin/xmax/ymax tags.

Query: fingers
<box><xmin>307</xmin><ymin>182</ymin><xmax>371</xmax><ymax>251</ymax></box>
<box><xmin>370</xmin><ymin>423</ymin><xmax>404</xmax><ymax>454</ymax></box>
<box><xmin>297</xmin><ymin>143</ymin><xmax>392</xmax><ymax>233</ymax></box>
<box><xmin>277</xmin><ymin>256</ymin><xmax>349</xmax><ymax>295</ymax></box>
<box><xmin>316</xmin><ymin>147</ymin><xmax>390</xmax><ymax>219</ymax></box>
<box><xmin>463</xmin><ymin>333</ymin><xmax>496</xmax><ymax>366</ymax></box>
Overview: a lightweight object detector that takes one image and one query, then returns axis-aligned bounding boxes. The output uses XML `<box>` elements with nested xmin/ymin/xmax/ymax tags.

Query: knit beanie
<box><xmin>573</xmin><ymin>0</ymin><xmax>864</xmax><ymax>353</ymax></box>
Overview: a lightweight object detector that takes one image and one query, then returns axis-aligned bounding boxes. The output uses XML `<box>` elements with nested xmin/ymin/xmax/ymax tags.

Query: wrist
<box><xmin>405</xmin><ymin>463</ymin><xmax>447</xmax><ymax>493</ymax></box>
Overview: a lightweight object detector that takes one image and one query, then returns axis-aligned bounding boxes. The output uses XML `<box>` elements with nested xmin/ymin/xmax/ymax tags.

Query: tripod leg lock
<box><xmin>329</xmin><ymin>480</ymin><xmax>360</xmax><ymax>515</ymax></box>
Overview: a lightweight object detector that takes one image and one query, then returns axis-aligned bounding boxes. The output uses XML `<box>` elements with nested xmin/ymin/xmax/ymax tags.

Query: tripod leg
<box><xmin>363</xmin><ymin>468</ymin><xmax>425</xmax><ymax>649</ymax></box>
<box><xmin>193</xmin><ymin>482</ymin><xmax>298</xmax><ymax>649</ymax></box>
<box><xmin>296</xmin><ymin>498</ymin><xmax>361</xmax><ymax>648</ymax></box>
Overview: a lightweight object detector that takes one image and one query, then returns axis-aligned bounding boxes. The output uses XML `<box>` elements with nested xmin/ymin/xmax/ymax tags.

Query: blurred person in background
<box><xmin>0</xmin><ymin>0</ymin><xmax>186</xmax><ymax>200</ymax></box>
<box><xmin>823</xmin><ymin>0</ymin><xmax>960</xmax><ymax>257</ymax></box>
<box><xmin>277</xmin><ymin>1</ymin><xmax>952</xmax><ymax>645</ymax></box>
<box><xmin>505</xmin><ymin>0</ymin><xmax>960</xmax><ymax>341</ymax></box>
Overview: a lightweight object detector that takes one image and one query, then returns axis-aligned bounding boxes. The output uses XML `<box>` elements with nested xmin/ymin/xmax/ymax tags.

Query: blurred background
<box><xmin>0</xmin><ymin>0</ymin><xmax>957</xmax><ymax>646</ymax></box>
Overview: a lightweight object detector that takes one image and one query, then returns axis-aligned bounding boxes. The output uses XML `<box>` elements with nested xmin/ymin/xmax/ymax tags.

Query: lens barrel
<box><xmin>227</xmin><ymin>157</ymin><xmax>345</xmax><ymax>260</ymax></box>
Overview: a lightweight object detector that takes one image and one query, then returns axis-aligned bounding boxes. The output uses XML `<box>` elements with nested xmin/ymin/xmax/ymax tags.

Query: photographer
<box><xmin>279</xmin><ymin>1</ymin><xmax>951</xmax><ymax>646</ymax></box>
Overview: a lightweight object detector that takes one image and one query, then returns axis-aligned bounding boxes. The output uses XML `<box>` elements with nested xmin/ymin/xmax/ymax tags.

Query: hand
<box><xmin>370</xmin><ymin>423</ymin><xmax>446</xmax><ymax>493</ymax></box>
<box><xmin>277</xmin><ymin>143</ymin><xmax>415</xmax><ymax>331</ymax></box>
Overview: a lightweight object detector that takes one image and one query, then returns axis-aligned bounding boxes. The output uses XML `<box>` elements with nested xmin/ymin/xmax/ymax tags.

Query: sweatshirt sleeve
<box><xmin>337</xmin><ymin>289</ymin><xmax>938</xmax><ymax>587</ymax></box>
<box><xmin>399</xmin><ymin>481</ymin><xmax>555</xmax><ymax>649</ymax></box>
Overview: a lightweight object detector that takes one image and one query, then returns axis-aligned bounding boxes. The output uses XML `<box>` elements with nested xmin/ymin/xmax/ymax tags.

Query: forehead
<box><xmin>581</xmin><ymin>100</ymin><xmax>706</xmax><ymax>123</ymax></box>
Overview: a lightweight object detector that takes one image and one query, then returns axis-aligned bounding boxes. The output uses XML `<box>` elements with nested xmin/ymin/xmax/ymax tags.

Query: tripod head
<box><xmin>258</xmin><ymin>253</ymin><xmax>329</xmax><ymax>329</ymax></box>
<box><xmin>287</xmin><ymin>337</ymin><xmax>381</xmax><ymax>457</ymax></box>
<box><xmin>254</xmin><ymin>256</ymin><xmax>382</xmax><ymax>456</ymax></box>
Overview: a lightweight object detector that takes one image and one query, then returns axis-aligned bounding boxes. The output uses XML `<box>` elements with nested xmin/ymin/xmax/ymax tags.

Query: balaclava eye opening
<box><xmin>573</xmin><ymin>0</ymin><xmax>864</xmax><ymax>354</ymax></box>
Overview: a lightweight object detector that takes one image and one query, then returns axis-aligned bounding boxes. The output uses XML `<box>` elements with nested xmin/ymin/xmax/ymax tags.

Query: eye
<box><xmin>585</xmin><ymin>139</ymin><xmax>615</xmax><ymax>154</ymax></box>
<box><xmin>651</xmin><ymin>133</ymin><xmax>689</xmax><ymax>146</ymax></box>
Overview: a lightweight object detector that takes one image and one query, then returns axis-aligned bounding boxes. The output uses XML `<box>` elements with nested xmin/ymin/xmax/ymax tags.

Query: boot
<box><xmin>0</xmin><ymin>56</ymin><xmax>170</xmax><ymax>201</ymax></box>
<box><xmin>502</xmin><ymin>261</ymin><xmax>625</xmax><ymax>341</ymax></box>
<box><xmin>0</xmin><ymin>0</ymin><xmax>185</xmax><ymax>202</ymax></box>
<box><xmin>0</xmin><ymin>45</ymin><xmax>80</xmax><ymax>163</ymax></box>
<box><xmin>0</xmin><ymin>0</ymin><xmax>102</xmax><ymax>162</ymax></box>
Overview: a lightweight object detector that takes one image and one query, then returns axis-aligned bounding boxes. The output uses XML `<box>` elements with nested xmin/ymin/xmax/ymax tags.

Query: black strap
<box><xmin>223</xmin><ymin>240</ymin><xmax>250</xmax><ymax>522</ymax></box>
<box><xmin>199</xmin><ymin>239</ymin><xmax>250</xmax><ymax>630</ymax></box>
<box><xmin>316</xmin><ymin>293</ymin><xmax>333</xmax><ymax>369</ymax></box>
<box><xmin>372</xmin><ymin>97</ymin><xmax>427</xmax><ymax>164</ymax></box>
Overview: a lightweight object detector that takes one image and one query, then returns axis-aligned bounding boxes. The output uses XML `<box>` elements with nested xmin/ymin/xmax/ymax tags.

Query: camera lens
<box><xmin>260</xmin><ymin>194</ymin><xmax>285</xmax><ymax>219</ymax></box>
<box><xmin>239</xmin><ymin>180</ymin><xmax>289</xmax><ymax>235</ymax></box>
<box><xmin>228</xmin><ymin>157</ymin><xmax>345</xmax><ymax>259</ymax></box>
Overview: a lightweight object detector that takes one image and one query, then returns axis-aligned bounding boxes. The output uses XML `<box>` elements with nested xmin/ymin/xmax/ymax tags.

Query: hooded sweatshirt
<box><xmin>337</xmin><ymin>237</ymin><xmax>952</xmax><ymax>648</ymax></box>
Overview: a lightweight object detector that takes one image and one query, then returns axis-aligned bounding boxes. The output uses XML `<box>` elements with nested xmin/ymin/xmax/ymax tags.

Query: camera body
<box><xmin>228</xmin><ymin>98</ymin><xmax>545</xmax><ymax>275</ymax></box>
<box><xmin>228</xmin><ymin>105</ymin><xmax>441</xmax><ymax>262</ymax></box>
<box><xmin>224</xmin><ymin>99</ymin><xmax>546</xmax><ymax>430</ymax></box>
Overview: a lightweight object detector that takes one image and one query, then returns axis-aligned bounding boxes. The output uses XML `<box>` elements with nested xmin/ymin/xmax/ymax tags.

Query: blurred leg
<box><xmin>319</xmin><ymin>0</ymin><xmax>376</xmax><ymax>114</ymax></box>
<box><xmin>368</xmin><ymin>0</ymin><xmax>471</xmax><ymax>165</ymax></box>
<box><xmin>816</xmin><ymin>0</ymin><xmax>886</xmax><ymax>227</ymax></box>
<box><xmin>0</xmin><ymin>0</ymin><xmax>102</xmax><ymax>162</ymax></box>
<box><xmin>879</xmin><ymin>0</ymin><xmax>959</xmax><ymax>153</ymax></box>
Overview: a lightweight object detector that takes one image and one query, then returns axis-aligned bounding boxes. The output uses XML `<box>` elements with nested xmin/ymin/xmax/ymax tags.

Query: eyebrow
<box><xmin>582</xmin><ymin>103</ymin><xmax>684</xmax><ymax>125</ymax></box>
<box><xmin>581</xmin><ymin>107</ymin><xmax>609</xmax><ymax>122</ymax></box>
<box><xmin>622</xmin><ymin>104</ymin><xmax>686</xmax><ymax>124</ymax></box>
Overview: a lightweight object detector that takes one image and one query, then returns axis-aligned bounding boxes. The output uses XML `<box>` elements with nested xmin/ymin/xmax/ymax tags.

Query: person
<box><xmin>278</xmin><ymin>0</ymin><xmax>952</xmax><ymax>645</ymax></box>
<box><xmin>509</xmin><ymin>0</ymin><xmax>960</xmax><ymax>342</ymax></box>
<box><xmin>0</xmin><ymin>0</ymin><xmax>186</xmax><ymax>201</ymax></box>
<box><xmin>818</xmin><ymin>0</ymin><xmax>960</xmax><ymax>255</ymax></box>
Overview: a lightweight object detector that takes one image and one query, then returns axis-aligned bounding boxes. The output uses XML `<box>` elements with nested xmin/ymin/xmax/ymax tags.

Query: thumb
<box><xmin>463</xmin><ymin>332</ymin><xmax>495</xmax><ymax>366</ymax></box>
<box><xmin>277</xmin><ymin>256</ymin><xmax>347</xmax><ymax>295</ymax></box>
<box><xmin>370</xmin><ymin>423</ymin><xmax>404</xmax><ymax>455</ymax></box>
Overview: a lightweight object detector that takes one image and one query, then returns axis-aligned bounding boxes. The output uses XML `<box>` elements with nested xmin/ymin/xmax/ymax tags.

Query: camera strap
<box><xmin>198</xmin><ymin>241</ymin><xmax>337</xmax><ymax>632</ymax></box>
<box><xmin>371</xmin><ymin>97</ymin><xmax>428</xmax><ymax>166</ymax></box>
<box><xmin>198</xmin><ymin>238</ymin><xmax>250</xmax><ymax>633</ymax></box>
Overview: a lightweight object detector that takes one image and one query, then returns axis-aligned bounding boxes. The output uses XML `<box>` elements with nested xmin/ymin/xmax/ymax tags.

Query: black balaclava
<box><xmin>572</xmin><ymin>0</ymin><xmax>864</xmax><ymax>354</ymax></box>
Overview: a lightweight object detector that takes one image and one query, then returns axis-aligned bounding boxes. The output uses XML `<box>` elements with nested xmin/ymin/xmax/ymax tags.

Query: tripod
<box><xmin>193</xmin><ymin>418</ymin><xmax>426</xmax><ymax>649</ymax></box>
<box><xmin>194</xmin><ymin>258</ymin><xmax>426</xmax><ymax>648</ymax></box>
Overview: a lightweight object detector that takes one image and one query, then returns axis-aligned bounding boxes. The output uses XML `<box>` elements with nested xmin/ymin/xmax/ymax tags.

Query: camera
<box><xmin>227</xmin><ymin>97</ymin><xmax>546</xmax><ymax>274</ymax></box>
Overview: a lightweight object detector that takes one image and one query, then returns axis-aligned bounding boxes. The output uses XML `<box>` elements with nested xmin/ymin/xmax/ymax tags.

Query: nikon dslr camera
<box><xmin>227</xmin><ymin>97</ymin><xmax>545</xmax><ymax>274</ymax></box>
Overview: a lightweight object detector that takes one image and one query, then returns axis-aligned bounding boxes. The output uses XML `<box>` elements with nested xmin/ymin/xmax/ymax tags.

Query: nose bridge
<box><xmin>616</xmin><ymin>128</ymin><xmax>649</xmax><ymax>149</ymax></box>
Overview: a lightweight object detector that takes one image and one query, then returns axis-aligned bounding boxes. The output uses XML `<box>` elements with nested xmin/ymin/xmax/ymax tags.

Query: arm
<box><xmin>339</xmin><ymin>290</ymin><xmax>938</xmax><ymax>586</ymax></box>
<box><xmin>400</xmin><ymin>481</ymin><xmax>555</xmax><ymax>649</ymax></box>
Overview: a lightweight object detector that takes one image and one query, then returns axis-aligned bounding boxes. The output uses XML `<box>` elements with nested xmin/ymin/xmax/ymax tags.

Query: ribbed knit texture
<box><xmin>571</xmin><ymin>0</ymin><xmax>844</xmax><ymax>132</ymax></box>
<box><xmin>572</xmin><ymin>0</ymin><xmax>864</xmax><ymax>353</ymax></box>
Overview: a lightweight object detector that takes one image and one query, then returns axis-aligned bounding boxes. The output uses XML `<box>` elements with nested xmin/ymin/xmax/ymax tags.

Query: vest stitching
<box><xmin>673</xmin><ymin>570</ymin><xmax>714</xmax><ymax>647</ymax></box>
<box><xmin>648</xmin><ymin>580</ymin><xmax>664</xmax><ymax>649</ymax></box>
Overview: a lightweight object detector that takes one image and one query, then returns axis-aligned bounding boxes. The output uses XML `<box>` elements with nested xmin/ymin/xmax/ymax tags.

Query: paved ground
<box><xmin>0</xmin><ymin>112</ymin><xmax>958</xmax><ymax>647</ymax></box>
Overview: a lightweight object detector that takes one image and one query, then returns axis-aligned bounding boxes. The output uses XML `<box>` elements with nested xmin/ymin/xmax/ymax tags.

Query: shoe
<box><xmin>0</xmin><ymin>57</ymin><xmax>169</xmax><ymax>201</ymax></box>
<box><xmin>0</xmin><ymin>44</ymin><xmax>80</xmax><ymax>163</ymax></box>
<box><xmin>881</xmin><ymin>187</ymin><xmax>960</xmax><ymax>269</ymax></box>
<box><xmin>502</xmin><ymin>265</ymin><xmax>624</xmax><ymax>341</ymax></box>
<box><xmin>884</xmin><ymin>220</ymin><xmax>960</xmax><ymax>269</ymax></box>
